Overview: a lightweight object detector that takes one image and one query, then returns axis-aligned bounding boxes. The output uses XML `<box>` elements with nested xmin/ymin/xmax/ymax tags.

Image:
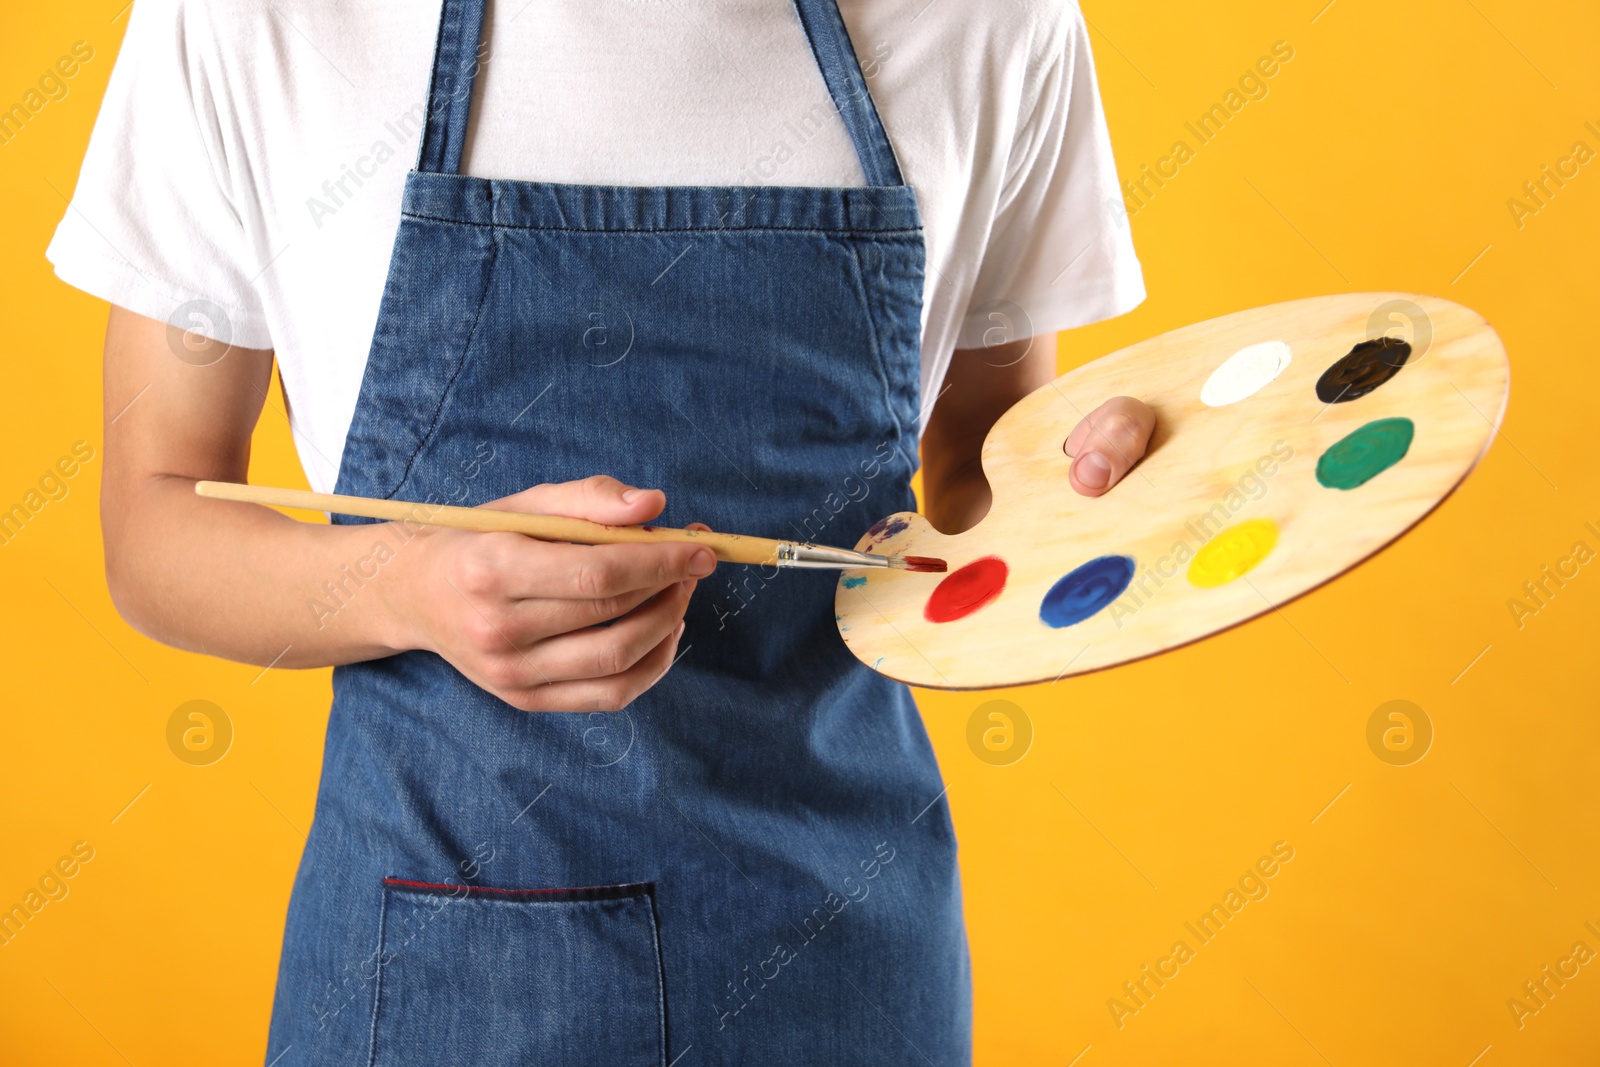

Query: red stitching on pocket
<box><xmin>382</xmin><ymin>877</ymin><xmax>651</xmax><ymax>902</ymax></box>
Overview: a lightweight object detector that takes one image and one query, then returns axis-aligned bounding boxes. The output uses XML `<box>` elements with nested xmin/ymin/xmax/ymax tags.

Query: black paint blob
<box><xmin>1315</xmin><ymin>337</ymin><xmax>1413</xmax><ymax>404</ymax></box>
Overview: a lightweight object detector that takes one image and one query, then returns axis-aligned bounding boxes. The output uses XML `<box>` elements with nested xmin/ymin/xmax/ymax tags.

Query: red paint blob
<box><xmin>924</xmin><ymin>556</ymin><xmax>1008</xmax><ymax>623</ymax></box>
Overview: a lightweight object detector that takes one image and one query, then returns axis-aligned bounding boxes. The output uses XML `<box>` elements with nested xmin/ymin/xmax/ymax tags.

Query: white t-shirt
<box><xmin>48</xmin><ymin>0</ymin><xmax>1144</xmax><ymax>493</ymax></box>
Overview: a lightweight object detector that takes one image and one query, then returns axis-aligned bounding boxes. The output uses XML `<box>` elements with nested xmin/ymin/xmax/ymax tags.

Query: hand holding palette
<box><xmin>835</xmin><ymin>293</ymin><xmax>1510</xmax><ymax>690</ymax></box>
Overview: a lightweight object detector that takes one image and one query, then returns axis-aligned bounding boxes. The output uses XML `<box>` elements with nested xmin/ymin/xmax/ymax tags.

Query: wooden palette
<box><xmin>835</xmin><ymin>292</ymin><xmax>1510</xmax><ymax>690</ymax></box>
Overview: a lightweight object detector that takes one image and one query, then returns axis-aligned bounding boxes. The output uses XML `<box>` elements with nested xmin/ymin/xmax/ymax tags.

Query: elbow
<box><xmin>102</xmin><ymin>542</ymin><xmax>154</xmax><ymax>639</ymax></box>
<box><xmin>100</xmin><ymin>521</ymin><xmax>169</xmax><ymax>645</ymax></box>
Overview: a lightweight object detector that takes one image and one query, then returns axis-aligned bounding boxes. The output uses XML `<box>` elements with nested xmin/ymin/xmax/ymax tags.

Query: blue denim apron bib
<box><xmin>265</xmin><ymin>2</ymin><xmax>967</xmax><ymax>1063</ymax></box>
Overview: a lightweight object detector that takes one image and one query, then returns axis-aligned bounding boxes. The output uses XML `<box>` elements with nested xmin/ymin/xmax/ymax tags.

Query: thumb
<box><xmin>1065</xmin><ymin>398</ymin><xmax>1155</xmax><ymax>497</ymax></box>
<box><xmin>490</xmin><ymin>475</ymin><xmax>667</xmax><ymax>525</ymax></box>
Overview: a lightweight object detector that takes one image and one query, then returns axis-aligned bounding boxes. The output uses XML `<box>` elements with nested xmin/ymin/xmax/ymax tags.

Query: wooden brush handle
<box><xmin>194</xmin><ymin>481</ymin><xmax>786</xmax><ymax>565</ymax></box>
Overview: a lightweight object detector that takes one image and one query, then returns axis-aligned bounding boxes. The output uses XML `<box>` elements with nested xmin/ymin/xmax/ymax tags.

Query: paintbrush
<box><xmin>194</xmin><ymin>482</ymin><xmax>947</xmax><ymax>573</ymax></box>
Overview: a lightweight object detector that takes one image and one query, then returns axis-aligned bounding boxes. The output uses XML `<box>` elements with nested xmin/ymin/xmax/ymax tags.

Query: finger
<box><xmin>1064</xmin><ymin>396</ymin><xmax>1150</xmax><ymax>458</ymax></box>
<box><xmin>450</xmin><ymin>575</ymin><xmax>696</xmax><ymax>670</ymax></box>
<box><xmin>488</xmin><ymin>474</ymin><xmax>668</xmax><ymax>526</ymax></box>
<box><xmin>507</xmin><ymin>618</ymin><xmax>687</xmax><ymax>713</ymax></box>
<box><xmin>451</xmin><ymin>534</ymin><xmax>716</xmax><ymax>601</ymax></box>
<box><xmin>520</xmin><ymin>579</ymin><xmax>692</xmax><ymax>683</ymax></box>
<box><xmin>1064</xmin><ymin>397</ymin><xmax>1156</xmax><ymax>497</ymax></box>
<box><xmin>461</xmin><ymin>580</ymin><xmax>663</xmax><ymax>650</ymax></box>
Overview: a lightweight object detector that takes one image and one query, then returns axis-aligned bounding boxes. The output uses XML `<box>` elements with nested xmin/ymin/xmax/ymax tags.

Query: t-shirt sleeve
<box><xmin>45</xmin><ymin>0</ymin><xmax>273</xmax><ymax>349</ymax></box>
<box><xmin>956</xmin><ymin>5</ymin><xmax>1145</xmax><ymax>349</ymax></box>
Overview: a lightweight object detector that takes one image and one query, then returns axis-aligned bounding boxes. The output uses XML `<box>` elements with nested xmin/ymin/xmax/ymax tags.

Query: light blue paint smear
<box><xmin>841</xmin><ymin>576</ymin><xmax>868</xmax><ymax>589</ymax></box>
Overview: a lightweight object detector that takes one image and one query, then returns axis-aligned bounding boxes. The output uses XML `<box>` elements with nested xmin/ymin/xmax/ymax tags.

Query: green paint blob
<box><xmin>1316</xmin><ymin>417</ymin><xmax>1415</xmax><ymax>490</ymax></box>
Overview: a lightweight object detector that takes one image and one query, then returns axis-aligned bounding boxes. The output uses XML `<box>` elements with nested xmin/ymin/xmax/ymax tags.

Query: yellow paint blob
<box><xmin>1187</xmin><ymin>519</ymin><xmax>1280</xmax><ymax>588</ymax></box>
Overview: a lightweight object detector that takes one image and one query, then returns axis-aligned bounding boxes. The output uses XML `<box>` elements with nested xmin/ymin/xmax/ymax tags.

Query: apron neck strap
<box><xmin>415</xmin><ymin>0</ymin><xmax>489</xmax><ymax>176</ymax></box>
<box><xmin>414</xmin><ymin>0</ymin><xmax>906</xmax><ymax>188</ymax></box>
<box><xmin>788</xmin><ymin>0</ymin><xmax>905</xmax><ymax>187</ymax></box>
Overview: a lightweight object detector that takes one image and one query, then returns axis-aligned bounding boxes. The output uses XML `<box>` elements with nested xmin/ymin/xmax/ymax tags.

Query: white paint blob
<box><xmin>1200</xmin><ymin>340</ymin><xmax>1293</xmax><ymax>407</ymax></box>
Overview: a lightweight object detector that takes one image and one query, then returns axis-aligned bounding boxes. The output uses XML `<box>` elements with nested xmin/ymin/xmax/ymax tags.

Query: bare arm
<box><xmin>921</xmin><ymin>332</ymin><xmax>1156</xmax><ymax>534</ymax></box>
<box><xmin>100</xmin><ymin>306</ymin><xmax>714</xmax><ymax>711</ymax></box>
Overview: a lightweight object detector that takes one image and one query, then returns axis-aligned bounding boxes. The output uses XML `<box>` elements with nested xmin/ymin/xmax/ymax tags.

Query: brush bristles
<box><xmin>889</xmin><ymin>555</ymin><xmax>948</xmax><ymax>574</ymax></box>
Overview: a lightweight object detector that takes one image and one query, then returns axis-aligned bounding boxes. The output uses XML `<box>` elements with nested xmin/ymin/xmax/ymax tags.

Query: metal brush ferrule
<box><xmin>773</xmin><ymin>542</ymin><xmax>892</xmax><ymax>571</ymax></box>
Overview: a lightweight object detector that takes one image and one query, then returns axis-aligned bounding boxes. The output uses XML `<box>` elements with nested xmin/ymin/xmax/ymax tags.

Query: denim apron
<box><xmin>265</xmin><ymin>2</ymin><xmax>968</xmax><ymax>1063</ymax></box>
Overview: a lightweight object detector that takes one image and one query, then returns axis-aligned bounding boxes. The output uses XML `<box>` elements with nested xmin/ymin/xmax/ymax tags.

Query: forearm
<box><xmin>100</xmin><ymin>306</ymin><xmax>423</xmax><ymax>669</ymax></box>
<box><xmin>921</xmin><ymin>452</ymin><xmax>993</xmax><ymax>535</ymax></box>
<box><xmin>922</xmin><ymin>330</ymin><xmax>1158</xmax><ymax>529</ymax></box>
<box><xmin>99</xmin><ymin>306</ymin><xmax>702</xmax><ymax>709</ymax></box>
<box><xmin>922</xmin><ymin>334</ymin><xmax>1057</xmax><ymax>533</ymax></box>
<box><xmin>104</xmin><ymin>472</ymin><xmax>421</xmax><ymax>668</ymax></box>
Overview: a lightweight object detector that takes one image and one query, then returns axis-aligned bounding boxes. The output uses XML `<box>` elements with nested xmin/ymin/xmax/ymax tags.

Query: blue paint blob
<box><xmin>841</xmin><ymin>576</ymin><xmax>868</xmax><ymax>589</ymax></box>
<box><xmin>1039</xmin><ymin>555</ymin><xmax>1136</xmax><ymax>629</ymax></box>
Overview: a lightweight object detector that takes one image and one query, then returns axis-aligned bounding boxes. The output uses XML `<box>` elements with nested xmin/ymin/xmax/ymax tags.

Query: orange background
<box><xmin>3</xmin><ymin>1</ymin><xmax>1598</xmax><ymax>1064</ymax></box>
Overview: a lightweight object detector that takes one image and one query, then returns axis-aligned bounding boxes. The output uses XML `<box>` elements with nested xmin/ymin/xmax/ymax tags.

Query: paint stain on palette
<box><xmin>836</xmin><ymin>293</ymin><xmax>1510</xmax><ymax>690</ymax></box>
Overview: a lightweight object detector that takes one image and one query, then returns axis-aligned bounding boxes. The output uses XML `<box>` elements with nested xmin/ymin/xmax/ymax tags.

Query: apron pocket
<box><xmin>372</xmin><ymin>878</ymin><xmax>666</xmax><ymax>1067</ymax></box>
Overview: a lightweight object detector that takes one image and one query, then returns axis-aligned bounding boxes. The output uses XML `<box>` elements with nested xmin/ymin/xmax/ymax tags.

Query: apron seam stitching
<box><xmin>645</xmin><ymin>884</ymin><xmax>668</xmax><ymax>1067</ymax></box>
<box><xmin>398</xmin><ymin>211</ymin><xmax>920</xmax><ymax>237</ymax></box>
<box><xmin>389</xmin><ymin>226</ymin><xmax>503</xmax><ymax>498</ymax></box>
<box><xmin>364</xmin><ymin>882</ymin><xmax>389</xmax><ymax>1067</ymax></box>
<box><xmin>839</xmin><ymin>238</ymin><xmax>909</xmax><ymax>446</ymax></box>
